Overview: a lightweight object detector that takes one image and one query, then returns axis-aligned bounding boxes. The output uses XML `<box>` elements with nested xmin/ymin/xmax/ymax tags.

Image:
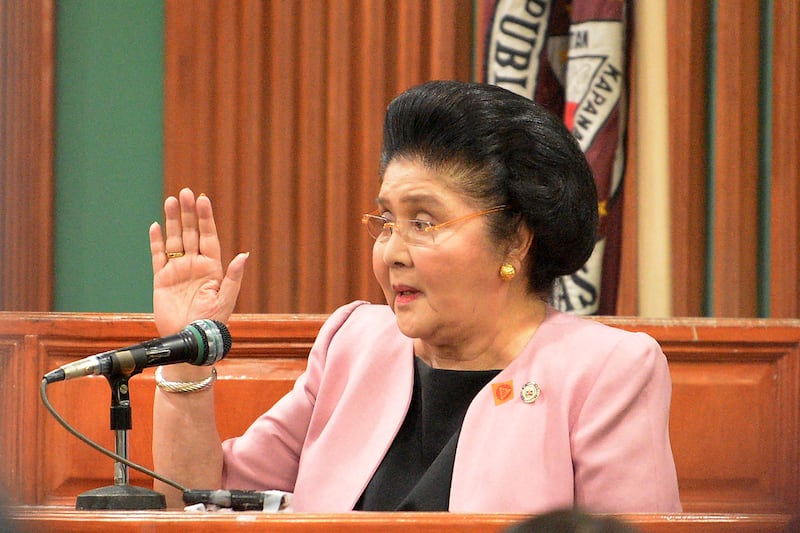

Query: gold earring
<box><xmin>499</xmin><ymin>263</ymin><xmax>516</xmax><ymax>281</ymax></box>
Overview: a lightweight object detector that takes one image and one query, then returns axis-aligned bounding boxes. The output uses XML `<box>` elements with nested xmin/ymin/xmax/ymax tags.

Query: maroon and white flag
<box><xmin>480</xmin><ymin>0</ymin><xmax>629</xmax><ymax>315</ymax></box>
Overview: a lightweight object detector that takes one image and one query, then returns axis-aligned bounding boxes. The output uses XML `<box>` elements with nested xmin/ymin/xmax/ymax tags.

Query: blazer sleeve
<box><xmin>571</xmin><ymin>332</ymin><xmax>682</xmax><ymax>512</ymax></box>
<box><xmin>220</xmin><ymin>300</ymin><xmax>369</xmax><ymax>492</ymax></box>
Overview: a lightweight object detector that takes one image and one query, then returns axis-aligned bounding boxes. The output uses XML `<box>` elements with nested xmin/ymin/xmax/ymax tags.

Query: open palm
<box><xmin>150</xmin><ymin>188</ymin><xmax>248</xmax><ymax>336</ymax></box>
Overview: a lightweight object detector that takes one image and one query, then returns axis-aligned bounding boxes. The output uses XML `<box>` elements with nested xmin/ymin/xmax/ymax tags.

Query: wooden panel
<box><xmin>0</xmin><ymin>0</ymin><xmax>55</xmax><ymax>311</ymax></box>
<box><xmin>2</xmin><ymin>313</ymin><xmax>799</xmax><ymax>514</ymax></box>
<box><xmin>0</xmin><ymin>333</ymin><xmax>33</xmax><ymax>503</ymax></box>
<box><xmin>350</xmin><ymin>2</ymin><xmax>389</xmax><ymax>303</ymax></box>
<box><xmin>615</xmin><ymin>41</ymin><xmax>638</xmax><ymax>316</ymax></box>
<box><xmin>666</xmin><ymin>0</ymin><xmax>710</xmax><ymax>317</ymax></box>
<box><xmin>45</xmin><ymin>315</ymin><xmax>320</xmax><ymax>506</ymax></box>
<box><xmin>670</xmin><ymin>361</ymin><xmax>782</xmax><ymax>511</ymax></box>
<box><xmin>39</xmin><ymin>359</ymin><xmax>307</xmax><ymax>504</ymax></box>
<box><xmin>769</xmin><ymin>0</ymin><xmax>800</xmax><ymax>318</ymax></box>
<box><xmin>710</xmin><ymin>2</ymin><xmax>761</xmax><ymax>317</ymax></box>
<box><xmin>5</xmin><ymin>508</ymin><xmax>796</xmax><ymax>533</ymax></box>
<box><xmin>163</xmin><ymin>0</ymin><xmax>474</xmax><ymax>314</ymax></box>
<box><xmin>606</xmin><ymin>316</ymin><xmax>800</xmax><ymax>513</ymax></box>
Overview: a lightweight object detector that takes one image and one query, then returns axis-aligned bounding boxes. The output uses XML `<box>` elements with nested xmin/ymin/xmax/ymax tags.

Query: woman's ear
<box><xmin>507</xmin><ymin>221</ymin><xmax>533</xmax><ymax>264</ymax></box>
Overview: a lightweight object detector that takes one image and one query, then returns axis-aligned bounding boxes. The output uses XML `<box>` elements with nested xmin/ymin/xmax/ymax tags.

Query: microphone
<box><xmin>43</xmin><ymin>319</ymin><xmax>232</xmax><ymax>384</ymax></box>
<box><xmin>183</xmin><ymin>489</ymin><xmax>290</xmax><ymax>512</ymax></box>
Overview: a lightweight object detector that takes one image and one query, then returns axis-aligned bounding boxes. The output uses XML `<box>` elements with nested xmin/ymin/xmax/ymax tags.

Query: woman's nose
<box><xmin>381</xmin><ymin>229</ymin><xmax>412</xmax><ymax>267</ymax></box>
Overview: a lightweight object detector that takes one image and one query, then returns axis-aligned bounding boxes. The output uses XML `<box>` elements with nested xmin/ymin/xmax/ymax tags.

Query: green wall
<box><xmin>54</xmin><ymin>0</ymin><xmax>164</xmax><ymax>312</ymax></box>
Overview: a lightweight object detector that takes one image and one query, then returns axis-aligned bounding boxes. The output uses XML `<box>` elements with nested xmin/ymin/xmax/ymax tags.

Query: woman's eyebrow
<box><xmin>376</xmin><ymin>194</ymin><xmax>445</xmax><ymax>210</ymax></box>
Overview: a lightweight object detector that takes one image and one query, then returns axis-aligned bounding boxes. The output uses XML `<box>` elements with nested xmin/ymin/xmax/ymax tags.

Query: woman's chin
<box><xmin>394</xmin><ymin>313</ymin><xmax>422</xmax><ymax>339</ymax></box>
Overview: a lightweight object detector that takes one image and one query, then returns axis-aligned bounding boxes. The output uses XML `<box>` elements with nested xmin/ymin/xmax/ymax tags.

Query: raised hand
<box><xmin>149</xmin><ymin>188</ymin><xmax>248</xmax><ymax>336</ymax></box>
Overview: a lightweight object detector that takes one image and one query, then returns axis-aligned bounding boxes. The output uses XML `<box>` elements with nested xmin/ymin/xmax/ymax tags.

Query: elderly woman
<box><xmin>150</xmin><ymin>81</ymin><xmax>681</xmax><ymax>513</ymax></box>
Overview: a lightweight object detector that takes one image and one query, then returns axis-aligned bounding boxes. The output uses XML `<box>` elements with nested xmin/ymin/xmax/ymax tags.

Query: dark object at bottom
<box><xmin>75</xmin><ymin>484</ymin><xmax>166</xmax><ymax>510</ymax></box>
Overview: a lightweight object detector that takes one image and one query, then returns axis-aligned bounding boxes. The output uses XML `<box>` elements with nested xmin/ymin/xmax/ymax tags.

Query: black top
<box><xmin>354</xmin><ymin>357</ymin><xmax>501</xmax><ymax>511</ymax></box>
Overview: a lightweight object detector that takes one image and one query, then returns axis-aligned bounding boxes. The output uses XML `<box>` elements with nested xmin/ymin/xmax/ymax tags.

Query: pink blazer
<box><xmin>221</xmin><ymin>301</ymin><xmax>681</xmax><ymax>513</ymax></box>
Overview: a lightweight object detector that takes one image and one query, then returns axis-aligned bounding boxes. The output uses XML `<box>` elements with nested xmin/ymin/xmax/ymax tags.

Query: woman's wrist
<box><xmin>157</xmin><ymin>361</ymin><xmax>215</xmax><ymax>380</ymax></box>
<box><xmin>155</xmin><ymin>366</ymin><xmax>217</xmax><ymax>394</ymax></box>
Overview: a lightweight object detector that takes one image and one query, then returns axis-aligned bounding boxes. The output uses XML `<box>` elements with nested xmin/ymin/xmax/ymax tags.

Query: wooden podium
<box><xmin>1</xmin><ymin>312</ymin><xmax>799</xmax><ymax>531</ymax></box>
<box><xmin>6</xmin><ymin>508</ymin><xmax>797</xmax><ymax>533</ymax></box>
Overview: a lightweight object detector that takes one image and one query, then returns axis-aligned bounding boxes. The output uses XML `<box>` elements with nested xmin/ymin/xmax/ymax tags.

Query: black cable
<box><xmin>39</xmin><ymin>378</ymin><xmax>188</xmax><ymax>493</ymax></box>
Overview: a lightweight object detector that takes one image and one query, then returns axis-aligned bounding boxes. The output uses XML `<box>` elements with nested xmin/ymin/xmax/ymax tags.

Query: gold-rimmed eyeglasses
<box><xmin>361</xmin><ymin>205</ymin><xmax>509</xmax><ymax>246</ymax></box>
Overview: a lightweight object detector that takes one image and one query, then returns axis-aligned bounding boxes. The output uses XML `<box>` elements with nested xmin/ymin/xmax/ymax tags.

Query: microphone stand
<box><xmin>75</xmin><ymin>372</ymin><xmax>166</xmax><ymax>510</ymax></box>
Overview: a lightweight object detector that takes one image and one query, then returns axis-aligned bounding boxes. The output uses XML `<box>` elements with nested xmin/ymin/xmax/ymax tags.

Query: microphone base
<box><xmin>75</xmin><ymin>484</ymin><xmax>166</xmax><ymax>510</ymax></box>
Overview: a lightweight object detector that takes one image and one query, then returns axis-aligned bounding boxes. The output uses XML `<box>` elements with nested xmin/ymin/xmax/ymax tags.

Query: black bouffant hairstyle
<box><xmin>380</xmin><ymin>80</ymin><xmax>598</xmax><ymax>296</ymax></box>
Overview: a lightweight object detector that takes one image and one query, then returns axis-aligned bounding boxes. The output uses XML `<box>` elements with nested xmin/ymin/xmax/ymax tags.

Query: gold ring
<box><xmin>166</xmin><ymin>251</ymin><xmax>185</xmax><ymax>259</ymax></box>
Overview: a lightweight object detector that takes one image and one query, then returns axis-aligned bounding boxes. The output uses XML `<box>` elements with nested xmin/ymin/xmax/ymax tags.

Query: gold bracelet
<box><xmin>155</xmin><ymin>366</ymin><xmax>217</xmax><ymax>393</ymax></box>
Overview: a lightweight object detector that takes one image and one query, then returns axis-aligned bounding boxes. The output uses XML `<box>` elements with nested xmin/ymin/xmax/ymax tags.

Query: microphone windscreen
<box><xmin>189</xmin><ymin>319</ymin><xmax>233</xmax><ymax>365</ymax></box>
<box><xmin>212</xmin><ymin>320</ymin><xmax>233</xmax><ymax>355</ymax></box>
